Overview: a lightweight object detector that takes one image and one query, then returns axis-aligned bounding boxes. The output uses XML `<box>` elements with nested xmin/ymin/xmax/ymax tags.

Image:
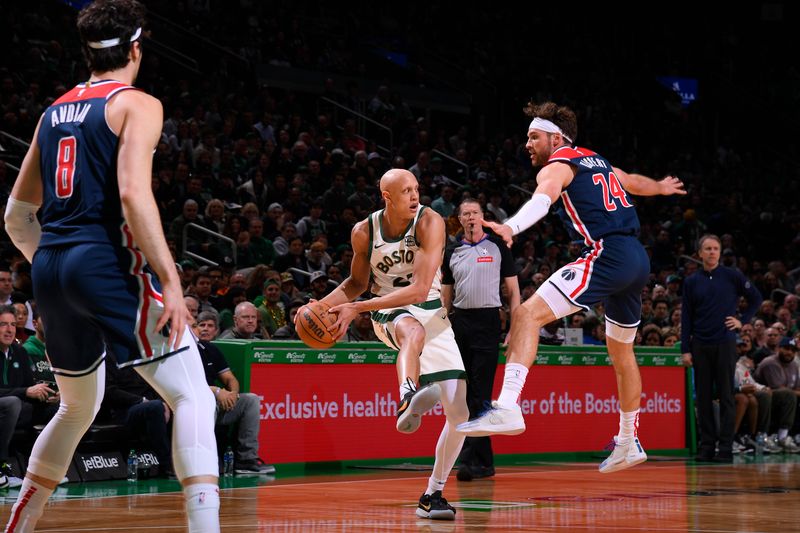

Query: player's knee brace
<box><xmin>136</xmin><ymin>333</ymin><xmax>219</xmax><ymax>480</ymax></box>
<box><xmin>606</xmin><ymin>321</ymin><xmax>637</xmax><ymax>343</ymax></box>
<box><xmin>28</xmin><ymin>364</ymin><xmax>105</xmax><ymax>481</ymax></box>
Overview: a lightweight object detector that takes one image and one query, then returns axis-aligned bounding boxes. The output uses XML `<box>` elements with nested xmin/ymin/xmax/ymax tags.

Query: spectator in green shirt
<box><xmin>21</xmin><ymin>308</ymin><xmax>54</xmax><ymax>385</ymax></box>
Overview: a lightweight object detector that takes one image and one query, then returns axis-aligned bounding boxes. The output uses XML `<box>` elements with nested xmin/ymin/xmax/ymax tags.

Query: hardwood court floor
<box><xmin>2</xmin><ymin>457</ymin><xmax>800</xmax><ymax>532</ymax></box>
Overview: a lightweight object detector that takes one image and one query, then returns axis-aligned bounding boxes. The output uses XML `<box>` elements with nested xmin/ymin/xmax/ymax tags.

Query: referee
<box><xmin>442</xmin><ymin>199</ymin><xmax>520</xmax><ymax>481</ymax></box>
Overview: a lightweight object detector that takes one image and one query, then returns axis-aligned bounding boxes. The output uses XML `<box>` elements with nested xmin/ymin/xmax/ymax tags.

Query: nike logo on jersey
<box><xmin>374</xmin><ymin>243</ymin><xmax>386</xmax><ymax>249</ymax></box>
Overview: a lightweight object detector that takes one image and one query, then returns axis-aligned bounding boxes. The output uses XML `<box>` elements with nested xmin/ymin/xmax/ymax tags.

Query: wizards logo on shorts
<box><xmin>561</xmin><ymin>269</ymin><xmax>577</xmax><ymax>281</ymax></box>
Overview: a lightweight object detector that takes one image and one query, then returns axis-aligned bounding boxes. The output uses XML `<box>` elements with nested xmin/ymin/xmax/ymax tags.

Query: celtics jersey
<box><xmin>367</xmin><ymin>206</ymin><xmax>441</xmax><ymax>301</ymax></box>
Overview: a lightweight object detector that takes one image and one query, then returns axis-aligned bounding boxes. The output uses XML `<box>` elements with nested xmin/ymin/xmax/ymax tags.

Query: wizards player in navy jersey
<box><xmin>458</xmin><ymin>102</ymin><xmax>686</xmax><ymax>474</ymax></box>
<box><xmin>3</xmin><ymin>2</ymin><xmax>219</xmax><ymax>531</ymax></box>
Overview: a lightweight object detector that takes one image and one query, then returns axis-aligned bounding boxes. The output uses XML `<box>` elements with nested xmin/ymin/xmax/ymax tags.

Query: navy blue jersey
<box><xmin>37</xmin><ymin>80</ymin><xmax>138</xmax><ymax>248</ymax></box>
<box><xmin>549</xmin><ymin>146</ymin><xmax>640</xmax><ymax>245</ymax></box>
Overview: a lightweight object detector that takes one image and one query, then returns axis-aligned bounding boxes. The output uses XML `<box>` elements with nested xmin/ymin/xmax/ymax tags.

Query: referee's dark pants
<box><xmin>452</xmin><ymin>307</ymin><xmax>501</xmax><ymax>471</ymax></box>
<box><xmin>692</xmin><ymin>339</ymin><xmax>737</xmax><ymax>457</ymax></box>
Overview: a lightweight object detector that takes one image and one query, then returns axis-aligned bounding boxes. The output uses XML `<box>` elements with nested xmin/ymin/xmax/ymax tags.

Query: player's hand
<box><xmin>156</xmin><ymin>279</ymin><xmax>193</xmax><ymax>351</ymax></box>
<box><xmin>479</xmin><ymin>217</ymin><xmax>514</xmax><ymax>248</ymax></box>
<box><xmin>327</xmin><ymin>302</ymin><xmax>360</xmax><ymax>340</ymax></box>
<box><xmin>659</xmin><ymin>175</ymin><xmax>687</xmax><ymax>196</ymax></box>
<box><xmin>681</xmin><ymin>352</ymin><xmax>692</xmax><ymax>367</ymax></box>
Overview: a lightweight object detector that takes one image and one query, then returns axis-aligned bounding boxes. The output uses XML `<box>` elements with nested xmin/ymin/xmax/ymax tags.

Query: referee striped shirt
<box><xmin>442</xmin><ymin>233</ymin><xmax>516</xmax><ymax>309</ymax></box>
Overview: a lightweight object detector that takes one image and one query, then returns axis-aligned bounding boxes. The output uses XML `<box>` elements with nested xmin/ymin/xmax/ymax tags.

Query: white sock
<box><xmin>184</xmin><ymin>483</ymin><xmax>220</xmax><ymax>533</ymax></box>
<box><xmin>497</xmin><ymin>363</ymin><xmax>529</xmax><ymax>407</ymax></box>
<box><xmin>5</xmin><ymin>478</ymin><xmax>53</xmax><ymax>533</ymax></box>
<box><xmin>399</xmin><ymin>378</ymin><xmax>415</xmax><ymax>399</ymax></box>
<box><xmin>426</xmin><ymin>477</ymin><xmax>446</xmax><ymax>495</ymax></box>
<box><xmin>778</xmin><ymin>428</ymin><xmax>788</xmax><ymax>441</ymax></box>
<box><xmin>617</xmin><ymin>409</ymin><xmax>640</xmax><ymax>443</ymax></box>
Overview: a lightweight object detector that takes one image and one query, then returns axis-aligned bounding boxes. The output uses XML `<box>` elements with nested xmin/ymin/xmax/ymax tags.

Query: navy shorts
<box><xmin>33</xmin><ymin>242</ymin><xmax>171</xmax><ymax>375</ymax></box>
<box><xmin>539</xmin><ymin>235</ymin><xmax>650</xmax><ymax>327</ymax></box>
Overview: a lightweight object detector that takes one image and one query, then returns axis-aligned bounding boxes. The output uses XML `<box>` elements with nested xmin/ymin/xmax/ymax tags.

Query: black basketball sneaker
<box><xmin>415</xmin><ymin>490</ymin><xmax>456</xmax><ymax>520</ymax></box>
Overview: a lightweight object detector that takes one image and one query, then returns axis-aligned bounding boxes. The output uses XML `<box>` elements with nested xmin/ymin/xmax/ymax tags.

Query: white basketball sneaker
<box><xmin>396</xmin><ymin>382</ymin><xmax>442</xmax><ymax>434</ymax></box>
<box><xmin>456</xmin><ymin>401</ymin><xmax>526</xmax><ymax>437</ymax></box>
<box><xmin>599</xmin><ymin>436</ymin><xmax>647</xmax><ymax>473</ymax></box>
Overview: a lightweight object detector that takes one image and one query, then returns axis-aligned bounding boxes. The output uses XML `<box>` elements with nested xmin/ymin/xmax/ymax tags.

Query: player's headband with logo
<box><xmin>528</xmin><ymin>117</ymin><xmax>573</xmax><ymax>144</ymax></box>
<box><xmin>87</xmin><ymin>27</ymin><xmax>142</xmax><ymax>49</ymax></box>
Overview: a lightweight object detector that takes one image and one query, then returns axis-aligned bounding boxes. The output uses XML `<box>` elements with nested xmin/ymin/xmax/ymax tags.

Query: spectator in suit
<box><xmin>681</xmin><ymin>235</ymin><xmax>762</xmax><ymax>462</ymax></box>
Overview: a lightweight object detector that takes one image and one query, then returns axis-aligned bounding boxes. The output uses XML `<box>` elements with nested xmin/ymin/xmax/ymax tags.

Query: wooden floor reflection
<box><xmin>3</xmin><ymin>458</ymin><xmax>800</xmax><ymax>532</ymax></box>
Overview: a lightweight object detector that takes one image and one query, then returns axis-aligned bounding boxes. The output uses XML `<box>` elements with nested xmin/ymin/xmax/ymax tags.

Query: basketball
<box><xmin>296</xmin><ymin>301</ymin><xmax>337</xmax><ymax>349</ymax></box>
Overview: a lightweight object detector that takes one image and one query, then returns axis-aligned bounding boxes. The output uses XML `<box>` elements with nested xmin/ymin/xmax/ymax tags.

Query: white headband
<box><xmin>87</xmin><ymin>27</ymin><xmax>142</xmax><ymax>49</ymax></box>
<box><xmin>528</xmin><ymin>117</ymin><xmax>573</xmax><ymax>143</ymax></box>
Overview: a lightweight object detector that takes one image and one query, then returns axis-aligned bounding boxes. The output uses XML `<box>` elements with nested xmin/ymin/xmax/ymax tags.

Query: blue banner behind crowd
<box><xmin>658</xmin><ymin>77</ymin><xmax>698</xmax><ymax>107</ymax></box>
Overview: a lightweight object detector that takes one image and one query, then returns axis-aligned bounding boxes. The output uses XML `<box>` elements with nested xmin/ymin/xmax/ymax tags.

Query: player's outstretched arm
<box><xmin>484</xmin><ymin>163</ymin><xmax>568</xmax><ymax>247</ymax></box>
<box><xmin>114</xmin><ymin>90</ymin><xmax>190</xmax><ymax>350</ymax></box>
<box><xmin>613</xmin><ymin>167</ymin><xmax>686</xmax><ymax>197</ymax></box>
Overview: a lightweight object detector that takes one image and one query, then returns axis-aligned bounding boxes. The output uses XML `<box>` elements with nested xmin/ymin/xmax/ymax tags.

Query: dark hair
<box><xmin>0</xmin><ymin>304</ymin><xmax>15</xmax><ymax>318</ymax></box>
<box><xmin>77</xmin><ymin>0</ymin><xmax>147</xmax><ymax>73</ymax></box>
<box><xmin>523</xmin><ymin>101</ymin><xmax>578</xmax><ymax>145</ymax></box>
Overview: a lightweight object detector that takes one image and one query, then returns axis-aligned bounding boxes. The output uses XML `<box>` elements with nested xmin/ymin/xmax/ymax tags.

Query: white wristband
<box><xmin>503</xmin><ymin>193</ymin><xmax>552</xmax><ymax>236</ymax></box>
<box><xmin>4</xmin><ymin>196</ymin><xmax>42</xmax><ymax>263</ymax></box>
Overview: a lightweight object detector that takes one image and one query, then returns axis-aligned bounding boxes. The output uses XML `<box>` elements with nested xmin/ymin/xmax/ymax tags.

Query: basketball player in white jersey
<box><xmin>321</xmin><ymin>169</ymin><xmax>468</xmax><ymax>520</ymax></box>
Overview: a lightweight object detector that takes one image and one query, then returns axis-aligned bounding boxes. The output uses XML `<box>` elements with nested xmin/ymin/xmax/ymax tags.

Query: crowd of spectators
<box><xmin>1</xmin><ymin>1</ymin><xmax>800</xmax><ymax>466</ymax></box>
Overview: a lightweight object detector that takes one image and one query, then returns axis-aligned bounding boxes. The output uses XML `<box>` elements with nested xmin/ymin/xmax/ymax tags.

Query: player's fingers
<box><xmin>154</xmin><ymin>311</ymin><xmax>169</xmax><ymax>337</ymax></box>
<box><xmin>169</xmin><ymin>311</ymin><xmax>184</xmax><ymax>350</ymax></box>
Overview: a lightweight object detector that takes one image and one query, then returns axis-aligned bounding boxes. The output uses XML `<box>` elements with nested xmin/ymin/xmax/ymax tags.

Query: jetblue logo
<box><xmin>82</xmin><ymin>455</ymin><xmax>119</xmax><ymax>471</ymax></box>
<box><xmin>561</xmin><ymin>269</ymin><xmax>577</xmax><ymax>281</ymax></box>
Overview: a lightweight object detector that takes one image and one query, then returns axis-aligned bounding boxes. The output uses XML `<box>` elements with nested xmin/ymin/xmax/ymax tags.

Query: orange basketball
<box><xmin>296</xmin><ymin>301</ymin><xmax>337</xmax><ymax>349</ymax></box>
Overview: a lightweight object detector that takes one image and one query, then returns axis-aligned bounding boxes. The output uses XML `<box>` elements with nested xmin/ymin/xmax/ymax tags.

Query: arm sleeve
<box><xmin>503</xmin><ymin>193</ymin><xmax>552</xmax><ymax>236</ymax></box>
<box><xmin>4</xmin><ymin>197</ymin><xmax>41</xmax><ymax>263</ymax></box>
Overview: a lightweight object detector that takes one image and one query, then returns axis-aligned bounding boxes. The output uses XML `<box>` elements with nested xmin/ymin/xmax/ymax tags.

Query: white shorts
<box><xmin>371</xmin><ymin>300</ymin><xmax>466</xmax><ymax>384</ymax></box>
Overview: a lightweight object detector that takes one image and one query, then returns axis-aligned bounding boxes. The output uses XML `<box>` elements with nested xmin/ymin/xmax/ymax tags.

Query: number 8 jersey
<box><xmin>366</xmin><ymin>206</ymin><xmax>442</xmax><ymax>301</ymax></box>
<box><xmin>549</xmin><ymin>145</ymin><xmax>640</xmax><ymax>246</ymax></box>
<box><xmin>37</xmin><ymin>80</ymin><xmax>138</xmax><ymax>248</ymax></box>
